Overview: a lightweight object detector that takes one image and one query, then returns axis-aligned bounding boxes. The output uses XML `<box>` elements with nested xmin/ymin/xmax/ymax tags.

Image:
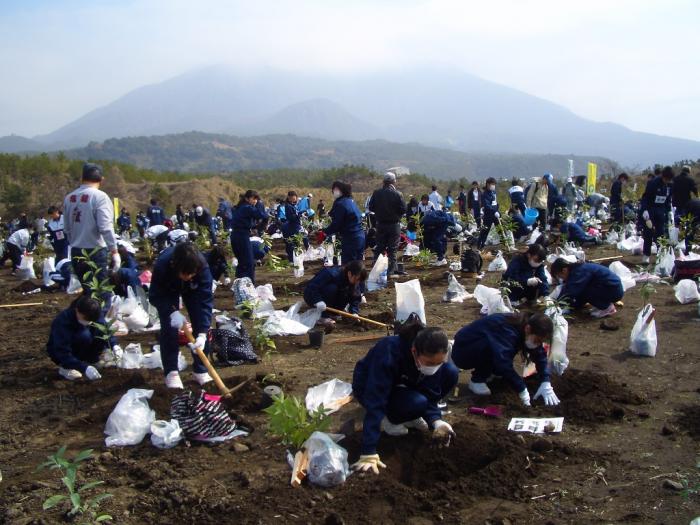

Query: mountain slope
<box><xmin>0</xmin><ymin>134</ymin><xmax>43</xmax><ymax>153</ymax></box>
<box><xmin>68</xmin><ymin>131</ymin><xmax>616</xmax><ymax>181</ymax></box>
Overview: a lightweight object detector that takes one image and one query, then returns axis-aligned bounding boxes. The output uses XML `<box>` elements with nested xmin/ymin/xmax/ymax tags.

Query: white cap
<box><xmin>195</xmin><ymin>206</ymin><xmax>203</xmax><ymax>216</ymax></box>
<box><xmin>308</xmin><ymin>193</ymin><xmax>313</xmax><ymax>198</ymax></box>
<box><xmin>567</xmin><ymin>177</ymin><xmax>573</xmax><ymax>183</ymax></box>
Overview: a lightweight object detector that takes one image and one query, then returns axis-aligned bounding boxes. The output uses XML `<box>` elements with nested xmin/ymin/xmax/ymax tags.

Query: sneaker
<box><xmin>165</xmin><ymin>371</ymin><xmax>184</xmax><ymax>389</ymax></box>
<box><xmin>193</xmin><ymin>372</ymin><xmax>213</xmax><ymax>385</ymax></box>
<box><xmin>431</xmin><ymin>258</ymin><xmax>448</xmax><ymax>267</ymax></box>
<box><xmin>468</xmin><ymin>381</ymin><xmax>492</xmax><ymax>396</ymax></box>
<box><xmin>58</xmin><ymin>367</ymin><xmax>82</xmax><ymax>381</ymax></box>
<box><xmin>590</xmin><ymin>304</ymin><xmax>617</xmax><ymax>318</ymax></box>
<box><xmin>97</xmin><ymin>349</ymin><xmax>118</xmax><ymax>368</ymax></box>
<box><xmin>404</xmin><ymin>417</ymin><xmax>429</xmax><ymax>432</ymax></box>
<box><xmin>641</xmin><ymin>255</ymin><xmax>650</xmax><ymax>264</ymax></box>
<box><xmin>381</xmin><ymin>416</ymin><xmax>408</xmax><ymax>436</ymax></box>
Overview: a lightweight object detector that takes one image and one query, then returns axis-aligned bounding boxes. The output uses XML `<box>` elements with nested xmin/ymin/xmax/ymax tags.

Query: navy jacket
<box><xmin>195</xmin><ymin>207</ymin><xmax>214</xmax><ymax>228</ymax></box>
<box><xmin>559</xmin><ymin>263</ymin><xmax>622</xmax><ymax>308</ymax></box>
<box><xmin>509</xmin><ymin>186</ymin><xmax>525</xmax><ymax>206</ymax></box>
<box><xmin>560</xmin><ymin>222</ymin><xmax>592</xmax><ymax>243</ymax></box>
<box><xmin>610</xmin><ymin>180</ymin><xmax>623</xmax><ymax>207</ymax></box>
<box><xmin>352</xmin><ymin>335</ymin><xmax>457</xmax><ymax>454</ymax></box>
<box><xmin>324</xmin><ymin>196</ymin><xmax>363</xmax><ymax>238</ymax></box>
<box><xmin>147</xmin><ymin>206</ymin><xmax>165</xmax><ymax>226</ymax></box>
<box><xmin>511</xmin><ymin>211</ymin><xmax>530</xmax><ymax>238</ymax></box>
<box><xmin>149</xmin><ymin>246</ymin><xmax>213</xmax><ymax>335</ymax></box>
<box><xmin>122</xmin><ymin>252</ymin><xmax>139</xmax><ymax>271</ymax></box>
<box><xmin>216</xmin><ymin>200</ymin><xmax>233</xmax><ymax>220</ymax></box>
<box><xmin>481</xmin><ymin>189</ymin><xmax>499</xmax><ymax>217</ymax></box>
<box><xmin>546</xmin><ymin>180</ymin><xmax>559</xmax><ymax>211</ymax></box>
<box><xmin>114</xmin><ymin>268</ymin><xmax>142</xmax><ymax>298</ymax></box>
<box><xmin>280</xmin><ymin>201</ymin><xmax>303</xmax><ymax>237</ymax></box>
<box><xmin>502</xmin><ymin>254</ymin><xmax>549</xmax><ymax>296</ymax></box>
<box><xmin>231</xmin><ymin>203</ymin><xmax>268</xmax><ymax>232</ymax></box>
<box><xmin>305</xmin><ymin>266</ymin><xmax>361</xmax><ymax>314</ymax></box>
<box><xmin>46</xmin><ymin>308</ymin><xmax>116</xmax><ymax>372</ymax></box>
<box><xmin>640</xmin><ymin>177</ymin><xmax>672</xmax><ymax>219</ymax></box>
<box><xmin>452</xmin><ymin>314</ymin><xmax>549</xmax><ymax>393</ymax></box>
<box><xmin>205</xmin><ymin>250</ymin><xmax>228</xmax><ymax>281</ymax></box>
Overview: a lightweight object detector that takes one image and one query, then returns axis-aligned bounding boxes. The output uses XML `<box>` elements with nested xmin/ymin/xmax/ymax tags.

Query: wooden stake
<box><xmin>327</xmin><ymin>333</ymin><xmax>386</xmax><ymax>344</ymax></box>
<box><xmin>589</xmin><ymin>255</ymin><xmax>624</xmax><ymax>264</ymax></box>
<box><xmin>0</xmin><ymin>302</ymin><xmax>43</xmax><ymax>308</ymax></box>
<box><xmin>324</xmin><ymin>307</ymin><xmax>390</xmax><ymax>329</ymax></box>
<box><xmin>183</xmin><ymin>327</ymin><xmax>232</xmax><ymax>398</ymax></box>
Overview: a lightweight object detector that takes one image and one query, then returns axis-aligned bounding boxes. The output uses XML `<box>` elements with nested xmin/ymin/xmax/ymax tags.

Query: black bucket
<box><xmin>308</xmin><ymin>328</ymin><xmax>325</xmax><ymax>348</ymax></box>
<box><xmin>261</xmin><ymin>385</ymin><xmax>283</xmax><ymax>409</ymax></box>
<box><xmin>397</xmin><ymin>262</ymin><xmax>405</xmax><ymax>273</ymax></box>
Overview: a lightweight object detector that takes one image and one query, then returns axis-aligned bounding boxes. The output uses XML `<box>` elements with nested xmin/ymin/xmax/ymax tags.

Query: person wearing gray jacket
<box><xmin>63</xmin><ymin>163</ymin><xmax>119</xmax><ymax>306</ymax></box>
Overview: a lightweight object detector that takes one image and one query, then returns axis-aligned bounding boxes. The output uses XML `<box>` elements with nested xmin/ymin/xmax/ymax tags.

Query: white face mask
<box><xmin>333</xmin><ymin>190</ymin><xmax>342</xmax><ymax>199</ymax></box>
<box><xmin>525</xmin><ymin>337</ymin><xmax>540</xmax><ymax>349</ymax></box>
<box><xmin>418</xmin><ymin>362</ymin><xmax>443</xmax><ymax>376</ymax></box>
<box><xmin>529</xmin><ymin>259</ymin><xmax>543</xmax><ymax>268</ymax></box>
<box><xmin>488</xmin><ymin>185</ymin><xmax>496</xmax><ymax>191</ymax></box>
<box><xmin>77</xmin><ymin>318</ymin><xmax>91</xmax><ymax>327</ymax></box>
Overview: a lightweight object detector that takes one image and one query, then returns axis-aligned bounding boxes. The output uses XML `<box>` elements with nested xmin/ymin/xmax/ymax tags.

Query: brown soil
<box><xmin>1</xmin><ymin>241</ymin><xmax>699</xmax><ymax>524</ymax></box>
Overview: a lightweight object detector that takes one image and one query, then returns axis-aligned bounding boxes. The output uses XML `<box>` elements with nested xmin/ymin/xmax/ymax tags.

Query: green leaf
<box><xmin>69</xmin><ymin>491</ymin><xmax>82</xmax><ymax>512</ymax></box>
<box><xmin>86</xmin><ymin>493</ymin><xmax>112</xmax><ymax>506</ymax></box>
<box><xmin>96</xmin><ymin>515</ymin><xmax>113</xmax><ymax>522</ymax></box>
<box><xmin>74</xmin><ymin>449</ymin><xmax>94</xmax><ymax>463</ymax></box>
<box><xmin>43</xmin><ymin>494</ymin><xmax>67</xmax><ymax>510</ymax></box>
<box><xmin>78</xmin><ymin>480</ymin><xmax>104</xmax><ymax>492</ymax></box>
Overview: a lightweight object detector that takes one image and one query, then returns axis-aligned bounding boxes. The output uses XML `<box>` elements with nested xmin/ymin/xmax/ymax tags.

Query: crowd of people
<box><xmin>0</xmin><ymin>161</ymin><xmax>698</xmax><ymax>475</ymax></box>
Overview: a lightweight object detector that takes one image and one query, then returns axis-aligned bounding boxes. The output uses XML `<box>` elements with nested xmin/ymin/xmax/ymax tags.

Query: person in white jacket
<box><xmin>1</xmin><ymin>225</ymin><xmax>33</xmax><ymax>273</ymax></box>
<box><xmin>428</xmin><ymin>185</ymin><xmax>443</xmax><ymax>210</ymax></box>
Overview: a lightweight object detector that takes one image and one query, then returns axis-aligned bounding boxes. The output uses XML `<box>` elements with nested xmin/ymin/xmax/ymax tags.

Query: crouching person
<box><xmin>550</xmin><ymin>258</ymin><xmax>623</xmax><ymax>318</ymax></box>
<box><xmin>451</xmin><ymin>312</ymin><xmax>559</xmax><ymax>406</ymax></box>
<box><xmin>303</xmin><ymin>260</ymin><xmax>367</xmax><ymax>327</ymax></box>
<box><xmin>501</xmin><ymin>244</ymin><xmax>549</xmax><ymax>306</ymax></box>
<box><xmin>149</xmin><ymin>242</ymin><xmax>214</xmax><ymax>389</ymax></box>
<box><xmin>46</xmin><ymin>295</ymin><xmax>123</xmax><ymax>380</ymax></box>
<box><xmin>351</xmin><ymin>324</ymin><xmax>459</xmax><ymax>475</ymax></box>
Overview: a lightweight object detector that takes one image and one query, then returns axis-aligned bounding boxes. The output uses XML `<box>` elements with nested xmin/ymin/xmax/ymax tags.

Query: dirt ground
<box><xmin>0</xmin><ymin>240</ymin><xmax>699</xmax><ymax>524</ymax></box>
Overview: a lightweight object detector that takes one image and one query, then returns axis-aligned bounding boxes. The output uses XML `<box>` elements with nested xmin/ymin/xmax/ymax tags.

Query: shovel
<box><xmin>468</xmin><ymin>406</ymin><xmax>503</xmax><ymax>418</ymax></box>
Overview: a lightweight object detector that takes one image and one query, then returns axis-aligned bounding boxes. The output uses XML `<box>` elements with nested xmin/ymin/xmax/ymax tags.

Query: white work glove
<box><xmin>550</xmin><ymin>354</ymin><xmax>569</xmax><ymax>376</ymax></box>
<box><xmin>84</xmin><ymin>366</ymin><xmax>102</xmax><ymax>381</ymax></box>
<box><xmin>527</xmin><ymin>277</ymin><xmax>541</xmax><ymax>287</ymax></box>
<box><xmin>170</xmin><ymin>310</ymin><xmax>187</xmax><ymax>329</ymax></box>
<box><xmin>533</xmin><ymin>381</ymin><xmax>560</xmax><ymax>406</ymax></box>
<box><xmin>494</xmin><ymin>211</ymin><xmax>501</xmax><ymax>219</ymax></box>
<box><xmin>519</xmin><ymin>388</ymin><xmax>531</xmax><ymax>407</ymax></box>
<box><xmin>352</xmin><ymin>454</ymin><xmax>387</xmax><ymax>475</ymax></box>
<box><xmin>645</xmin><ymin>219</ymin><xmax>653</xmax><ymax>229</ymax></box>
<box><xmin>315</xmin><ymin>301</ymin><xmax>327</xmax><ymax>311</ymax></box>
<box><xmin>642</xmin><ymin>210</ymin><xmax>650</xmax><ymax>221</ymax></box>
<box><xmin>188</xmin><ymin>333</ymin><xmax>207</xmax><ymax>355</ymax></box>
<box><xmin>223</xmin><ymin>277</ymin><xmax>231</xmax><ymax>286</ymax></box>
<box><xmin>111</xmin><ymin>251</ymin><xmax>121</xmax><ymax>271</ymax></box>
<box><xmin>111</xmin><ymin>345</ymin><xmax>123</xmax><ymax>361</ymax></box>
<box><xmin>432</xmin><ymin>420</ymin><xmax>456</xmax><ymax>447</ymax></box>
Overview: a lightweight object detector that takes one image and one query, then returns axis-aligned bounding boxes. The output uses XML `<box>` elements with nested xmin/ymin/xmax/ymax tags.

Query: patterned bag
<box><xmin>232</xmin><ymin>277</ymin><xmax>256</xmax><ymax>306</ymax></box>
<box><xmin>207</xmin><ymin>317</ymin><xmax>258</xmax><ymax>366</ymax></box>
<box><xmin>171</xmin><ymin>390</ymin><xmax>243</xmax><ymax>443</ymax></box>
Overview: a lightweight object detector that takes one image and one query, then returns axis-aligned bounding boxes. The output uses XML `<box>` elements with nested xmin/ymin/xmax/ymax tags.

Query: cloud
<box><xmin>0</xmin><ymin>0</ymin><xmax>699</xmax><ymax>140</ymax></box>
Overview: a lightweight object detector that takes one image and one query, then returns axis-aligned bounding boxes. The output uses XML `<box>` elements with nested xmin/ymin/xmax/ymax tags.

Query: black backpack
<box><xmin>460</xmin><ymin>248</ymin><xmax>483</xmax><ymax>274</ymax></box>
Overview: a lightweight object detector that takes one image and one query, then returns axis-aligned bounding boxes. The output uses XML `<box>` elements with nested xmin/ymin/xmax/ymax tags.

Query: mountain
<box><xmin>0</xmin><ymin>134</ymin><xmax>43</xmax><ymax>153</ymax></box>
<box><xmin>25</xmin><ymin>65</ymin><xmax>700</xmax><ymax>166</ymax></box>
<box><xmin>68</xmin><ymin>131</ymin><xmax>616</xmax><ymax>180</ymax></box>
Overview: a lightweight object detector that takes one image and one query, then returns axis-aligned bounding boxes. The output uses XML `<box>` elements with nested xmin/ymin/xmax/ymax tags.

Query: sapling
<box><xmin>639</xmin><ymin>281</ymin><xmax>656</xmax><ymax>305</ymax></box>
<box><xmin>73</xmin><ymin>249</ymin><xmax>115</xmax><ymax>307</ymax></box>
<box><xmin>264</xmin><ymin>393</ymin><xmax>331</xmax><ymax>449</ymax></box>
<box><xmin>37</xmin><ymin>446</ymin><xmax>112</xmax><ymax>524</ymax></box>
<box><xmin>414</xmin><ymin>248</ymin><xmax>434</xmax><ymax>268</ymax></box>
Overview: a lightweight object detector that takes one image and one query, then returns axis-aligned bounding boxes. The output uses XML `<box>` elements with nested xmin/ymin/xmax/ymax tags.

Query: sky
<box><xmin>1</xmin><ymin>0</ymin><xmax>699</xmax><ymax>141</ymax></box>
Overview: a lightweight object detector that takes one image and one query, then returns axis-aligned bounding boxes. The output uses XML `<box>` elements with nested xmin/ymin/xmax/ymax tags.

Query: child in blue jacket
<box><xmin>304</xmin><ymin>260</ymin><xmax>367</xmax><ymax>326</ymax></box>
<box><xmin>477</xmin><ymin>178</ymin><xmax>500</xmax><ymax>249</ymax></box>
<box><xmin>421</xmin><ymin>209</ymin><xmax>455</xmax><ymax>266</ymax></box>
<box><xmin>149</xmin><ymin>242</ymin><xmax>214</xmax><ymax>389</ymax></box>
<box><xmin>451</xmin><ymin>312</ymin><xmax>558</xmax><ymax>406</ymax></box>
<box><xmin>550</xmin><ymin>259</ymin><xmax>623</xmax><ymax>318</ymax></box>
<box><xmin>280</xmin><ymin>191</ymin><xmax>309</xmax><ymax>262</ymax></box>
<box><xmin>352</xmin><ymin>325</ymin><xmax>459</xmax><ymax>475</ymax></box>
<box><xmin>46</xmin><ymin>295</ymin><xmax>122</xmax><ymax>381</ymax></box>
<box><xmin>319</xmin><ymin>181</ymin><xmax>365</xmax><ymax>263</ymax></box>
<box><xmin>230</xmin><ymin>190</ymin><xmax>269</xmax><ymax>284</ymax></box>
<box><xmin>553</xmin><ymin>218</ymin><xmax>600</xmax><ymax>245</ymax></box>
<box><xmin>501</xmin><ymin>244</ymin><xmax>549</xmax><ymax>305</ymax></box>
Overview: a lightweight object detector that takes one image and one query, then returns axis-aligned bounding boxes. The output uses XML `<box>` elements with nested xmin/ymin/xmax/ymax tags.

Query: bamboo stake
<box><xmin>0</xmin><ymin>302</ymin><xmax>43</xmax><ymax>308</ymax></box>
<box><xmin>183</xmin><ymin>327</ymin><xmax>232</xmax><ymax>398</ymax></box>
<box><xmin>589</xmin><ymin>255</ymin><xmax>624</xmax><ymax>264</ymax></box>
<box><xmin>324</xmin><ymin>307</ymin><xmax>390</xmax><ymax>329</ymax></box>
<box><xmin>327</xmin><ymin>333</ymin><xmax>387</xmax><ymax>344</ymax></box>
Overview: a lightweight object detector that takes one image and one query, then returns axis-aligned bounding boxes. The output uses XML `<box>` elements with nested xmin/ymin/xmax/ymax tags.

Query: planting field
<box><xmin>0</xmin><ymin>241</ymin><xmax>698</xmax><ymax>524</ymax></box>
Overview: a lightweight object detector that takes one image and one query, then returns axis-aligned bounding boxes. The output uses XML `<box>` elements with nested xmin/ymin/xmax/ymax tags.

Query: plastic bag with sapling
<box><xmin>150</xmin><ymin>419</ymin><xmax>183</xmax><ymax>449</ymax></box>
<box><xmin>263</xmin><ymin>301</ymin><xmax>321</xmax><ymax>336</ymax></box>
<box><xmin>605</xmin><ymin>230</ymin><xmax>619</xmax><ymax>245</ymax></box>
<box><xmin>395</xmin><ymin>279</ymin><xmax>427</xmax><ymax>325</ymax></box>
<box><xmin>487</xmin><ymin>251</ymin><xmax>507</xmax><ymax>272</ymax></box>
<box><xmin>473</xmin><ymin>284</ymin><xmax>512</xmax><ymax>315</ymax></box>
<box><xmin>141</xmin><ymin>345</ymin><xmax>187</xmax><ymax>371</ymax></box>
<box><xmin>303</xmin><ymin>432</ymin><xmax>350</xmax><ymax>488</ymax></box>
<box><xmin>118</xmin><ymin>343</ymin><xmax>144</xmax><ymax>369</ymax></box>
<box><xmin>104</xmin><ymin>389</ymin><xmax>156</xmax><ymax>447</ymax></box>
<box><xmin>674</xmin><ymin>279</ymin><xmax>700</xmax><ymax>304</ymax></box>
<box><xmin>404</xmin><ymin>243</ymin><xmax>420</xmax><ymax>257</ymax></box>
<box><xmin>442</xmin><ymin>273</ymin><xmax>471</xmax><ymax>303</ymax></box>
<box><xmin>654</xmin><ymin>247</ymin><xmax>675</xmax><ymax>277</ymax></box>
<box><xmin>293</xmin><ymin>251</ymin><xmax>304</xmax><ymax>278</ymax></box>
<box><xmin>629</xmin><ymin>304</ymin><xmax>657</xmax><ymax>357</ymax></box>
<box><xmin>323</xmin><ymin>243</ymin><xmax>334</xmax><ymax>266</ymax></box>
<box><xmin>66</xmin><ymin>274</ymin><xmax>82</xmax><ymax>294</ymax></box>
<box><xmin>367</xmin><ymin>254</ymin><xmax>388</xmax><ymax>291</ymax></box>
<box><xmin>42</xmin><ymin>256</ymin><xmax>55</xmax><ymax>287</ymax></box>
<box><xmin>609</xmin><ymin>261</ymin><xmax>636</xmax><ymax>291</ymax></box>
<box><xmin>305</xmin><ymin>379</ymin><xmax>353</xmax><ymax>415</ymax></box>
<box><xmin>232</xmin><ymin>277</ymin><xmax>257</xmax><ymax>306</ymax></box>
<box><xmin>17</xmin><ymin>254</ymin><xmax>36</xmax><ymax>280</ymax></box>
<box><xmin>545</xmin><ymin>305</ymin><xmax>569</xmax><ymax>375</ymax></box>
<box><xmin>526</xmin><ymin>227</ymin><xmax>540</xmax><ymax>245</ymax></box>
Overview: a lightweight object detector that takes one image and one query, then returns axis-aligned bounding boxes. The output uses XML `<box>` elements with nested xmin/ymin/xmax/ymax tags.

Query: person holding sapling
<box><xmin>149</xmin><ymin>242</ymin><xmax>214</xmax><ymax>389</ymax></box>
<box><xmin>230</xmin><ymin>190</ymin><xmax>268</xmax><ymax>284</ymax></box>
<box><xmin>639</xmin><ymin>165</ymin><xmax>674</xmax><ymax>264</ymax></box>
<box><xmin>549</xmin><ymin>258</ymin><xmax>623</xmax><ymax>318</ymax></box>
<box><xmin>501</xmin><ymin>243</ymin><xmax>549</xmax><ymax>306</ymax></box>
<box><xmin>46</xmin><ymin>295</ymin><xmax>123</xmax><ymax>380</ymax></box>
<box><xmin>551</xmin><ymin>217</ymin><xmax>601</xmax><ymax>246</ymax></box>
<box><xmin>317</xmin><ymin>181</ymin><xmax>365</xmax><ymax>263</ymax></box>
<box><xmin>304</xmin><ymin>260</ymin><xmax>367</xmax><ymax>327</ymax></box>
<box><xmin>451</xmin><ymin>312</ymin><xmax>559</xmax><ymax>406</ymax></box>
<box><xmin>477</xmin><ymin>177</ymin><xmax>500</xmax><ymax>249</ymax></box>
<box><xmin>280</xmin><ymin>191</ymin><xmax>310</xmax><ymax>263</ymax></box>
<box><xmin>351</xmin><ymin>323</ymin><xmax>459</xmax><ymax>475</ymax></box>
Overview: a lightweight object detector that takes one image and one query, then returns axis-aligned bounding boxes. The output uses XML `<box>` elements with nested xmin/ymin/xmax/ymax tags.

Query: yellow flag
<box><xmin>114</xmin><ymin>198</ymin><xmax>119</xmax><ymax>225</ymax></box>
<box><xmin>586</xmin><ymin>163</ymin><xmax>597</xmax><ymax>195</ymax></box>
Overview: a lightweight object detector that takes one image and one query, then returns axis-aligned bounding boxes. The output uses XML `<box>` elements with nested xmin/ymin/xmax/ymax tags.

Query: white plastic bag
<box><xmin>323</xmin><ymin>243</ymin><xmax>335</xmax><ymax>266</ymax></box>
<box><xmin>545</xmin><ymin>305</ymin><xmax>569</xmax><ymax>375</ymax></box>
<box><xmin>263</xmin><ymin>301</ymin><xmax>321</xmax><ymax>336</ymax></box>
<box><xmin>42</xmin><ymin>256</ymin><xmax>56</xmax><ymax>287</ymax></box>
<box><xmin>303</xmin><ymin>432</ymin><xmax>350</xmax><ymax>488</ymax></box>
<box><xmin>118</xmin><ymin>343</ymin><xmax>144</xmax><ymax>369</ymax></box>
<box><xmin>629</xmin><ymin>304</ymin><xmax>657</xmax><ymax>357</ymax></box>
<box><xmin>122</xmin><ymin>305</ymin><xmax>150</xmax><ymax>331</ymax></box>
<box><xmin>487</xmin><ymin>251</ymin><xmax>507</xmax><ymax>272</ymax></box>
<box><xmin>395</xmin><ymin>279</ymin><xmax>426</xmax><ymax>325</ymax></box>
<box><xmin>674</xmin><ymin>279</ymin><xmax>700</xmax><ymax>304</ymax></box>
<box><xmin>293</xmin><ymin>251</ymin><xmax>304</xmax><ymax>278</ymax></box>
<box><xmin>605</xmin><ymin>230</ymin><xmax>619</xmax><ymax>245</ymax></box>
<box><xmin>305</xmin><ymin>379</ymin><xmax>353</xmax><ymax>415</ymax></box>
<box><xmin>141</xmin><ymin>345</ymin><xmax>187</xmax><ymax>371</ymax></box>
<box><xmin>104</xmin><ymin>389</ymin><xmax>156</xmax><ymax>447</ymax></box>
<box><xmin>17</xmin><ymin>254</ymin><xmax>36</xmax><ymax>280</ymax></box>
<box><xmin>485</xmin><ymin>224</ymin><xmax>500</xmax><ymax>246</ymax></box>
<box><xmin>654</xmin><ymin>247</ymin><xmax>675</xmax><ymax>277</ymax></box>
<box><xmin>66</xmin><ymin>274</ymin><xmax>83</xmax><ymax>294</ymax></box>
<box><xmin>609</xmin><ymin>261</ymin><xmax>636</xmax><ymax>291</ymax></box>
<box><xmin>669</xmin><ymin>226</ymin><xmax>680</xmax><ymax>245</ymax></box>
<box><xmin>442</xmin><ymin>273</ymin><xmax>471</xmax><ymax>303</ymax></box>
<box><xmin>367</xmin><ymin>254</ymin><xmax>388</xmax><ymax>291</ymax></box>
<box><xmin>473</xmin><ymin>284</ymin><xmax>512</xmax><ymax>315</ymax></box>
<box><xmin>150</xmin><ymin>419</ymin><xmax>183</xmax><ymax>449</ymax></box>
<box><xmin>256</xmin><ymin>284</ymin><xmax>276</xmax><ymax>303</ymax></box>
<box><xmin>617</xmin><ymin>236</ymin><xmax>643</xmax><ymax>254</ymax></box>
<box><xmin>526</xmin><ymin>227</ymin><xmax>541</xmax><ymax>245</ymax></box>
<box><xmin>404</xmin><ymin>243</ymin><xmax>420</xmax><ymax>257</ymax></box>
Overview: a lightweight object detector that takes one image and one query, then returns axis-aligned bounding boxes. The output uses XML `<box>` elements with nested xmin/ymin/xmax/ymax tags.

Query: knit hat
<box><xmin>384</xmin><ymin>172</ymin><xmax>397</xmax><ymax>184</ymax></box>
